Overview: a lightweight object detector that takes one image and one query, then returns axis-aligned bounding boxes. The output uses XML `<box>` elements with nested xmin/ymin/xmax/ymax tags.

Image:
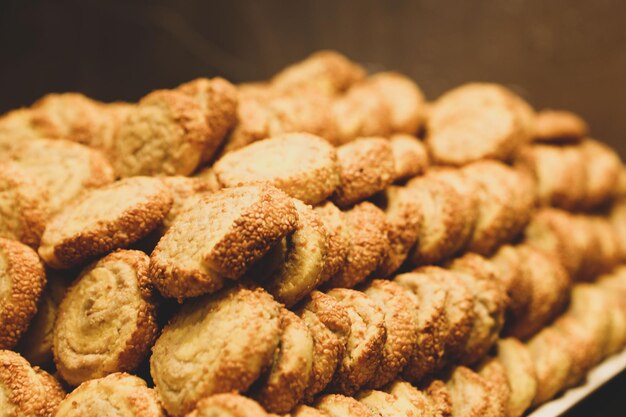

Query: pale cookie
<box><xmin>579</xmin><ymin>138</ymin><xmax>621</xmax><ymax>210</ymax></box>
<box><xmin>0</xmin><ymin>108</ymin><xmax>41</xmax><ymax>144</ymax></box>
<box><xmin>446</xmin><ymin>366</ymin><xmax>497</xmax><ymax>417</ymax></box>
<box><xmin>8</xmin><ymin>138</ymin><xmax>115</xmax><ymax>215</ymax></box>
<box><xmin>214</xmin><ymin>133</ymin><xmax>340</xmax><ymax>205</ymax></box>
<box><xmin>314</xmin><ymin>202</ymin><xmax>350</xmax><ymax>282</ymax></box>
<box><xmin>332</xmin><ymin>137</ymin><xmax>395</xmax><ymax>208</ymax></box>
<box><xmin>292</xmin><ymin>405</ymin><xmax>330</xmax><ymax>417</ymax></box>
<box><xmin>112</xmin><ymin>89</ymin><xmax>209</xmax><ymax>177</ymax></box>
<box><xmin>476</xmin><ymin>358</ymin><xmax>510</xmax><ymax>417</ymax></box>
<box><xmin>326</xmin><ymin>288</ymin><xmax>386</xmax><ymax>395</ymax></box>
<box><xmin>553</xmin><ymin>316</ymin><xmax>600</xmax><ymax>389</ymax></box>
<box><xmin>363</xmin><ymin>280</ymin><xmax>419</xmax><ymax>388</ymax></box>
<box><xmin>358</xmin><ymin>389</ymin><xmax>421</xmax><ymax>417</ymax></box>
<box><xmin>0</xmin><ymin>162</ymin><xmax>49</xmax><ymax>248</ymax></box>
<box><xmin>176</xmin><ymin>77</ymin><xmax>238</xmax><ymax>163</ymax></box>
<box><xmin>297</xmin><ymin>291</ymin><xmax>352</xmax><ymax>401</ymax></box>
<box><xmin>150</xmin><ymin>185</ymin><xmax>297</xmax><ymax>300</ymax></box>
<box><xmin>326</xmin><ymin>202</ymin><xmax>389</xmax><ymax>289</ymax></box>
<box><xmin>389</xmin><ymin>134</ymin><xmax>429</xmax><ymax>181</ymax></box>
<box><xmin>39</xmin><ymin>176</ymin><xmax>172</xmax><ymax>269</ymax></box>
<box><xmin>0</xmin><ymin>238</ymin><xmax>46</xmax><ymax>349</ymax></box>
<box><xmin>150</xmin><ymin>287</ymin><xmax>280</xmax><ymax>417</ymax></box>
<box><xmin>424</xmin><ymin>380</ymin><xmax>453</xmax><ymax>417</ymax></box>
<box><xmin>159</xmin><ymin>175</ymin><xmax>219</xmax><ymax>232</ymax></box>
<box><xmin>53</xmin><ymin>250</ymin><xmax>158</xmax><ymax>386</ymax></box>
<box><xmin>386</xmin><ymin>380</ymin><xmax>435</xmax><ymax>417</ymax></box>
<box><xmin>366</xmin><ymin>72</ymin><xmax>427</xmax><ymax>134</ymax></box>
<box><xmin>534</xmin><ymin>109</ymin><xmax>588</xmax><ymax>141</ymax></box>
<box><xmin>254</xmin><ymin>309</ymin><xmax>314</xmax><ymax>413</ymax></box>
<box><xmin>495</xmin><ymin>338</ymin><xmax>537</xmax><ymax>417</ymax></box>
<box><xmin>188</xmin><ymin>393</ymin><xmax>269</xmax><ymax>417</ymax></box>
<box><xmin>55</xmin><ymin>372</ymin><xmax>163</xmax><ymax>417</ymax></box>
<box><xmin>394</xmin><ymin>270</ymin><xmax>448</xmax><ymax>382</ymax></box>
<box><xmin>260</xmin><ymin>200</ymin><xmax>329</xmax><ymax>307</ymax></box>
<box><xmin>316</xmin><ymin>394</ymin><xmax>375</xmax><ymax>417</ymax></box>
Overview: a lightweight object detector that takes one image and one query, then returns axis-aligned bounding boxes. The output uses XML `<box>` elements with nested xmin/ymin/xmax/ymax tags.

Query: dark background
<box><xmin>1</xmin><ymin>1</ymin><xmax>625</xmax><ymax>413</ymax></box>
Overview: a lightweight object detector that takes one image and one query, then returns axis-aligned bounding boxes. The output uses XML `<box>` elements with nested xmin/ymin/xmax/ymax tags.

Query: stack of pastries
<box><xmin>1</xmin><ymin>51</ymin><xmax>626</xmax><ymax>417</ymax></box>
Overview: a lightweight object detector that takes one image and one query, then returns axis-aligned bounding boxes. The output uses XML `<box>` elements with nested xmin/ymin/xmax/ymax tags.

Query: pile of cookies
<box><xmin>1</xmin><ymin>50</ymin><xmax>626</xmax><ymax>417</ymax></box>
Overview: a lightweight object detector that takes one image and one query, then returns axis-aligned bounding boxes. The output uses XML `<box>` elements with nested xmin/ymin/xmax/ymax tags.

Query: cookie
<box><xmin>214</xmin><ymin>133</ymin><xmax>340</xmax><ymax>205</ymax></box>
<box><xmin>39</xmin><ymin>176</ymin><xmax>172</xmax><ymax>269</ymax></box>
<box><xmin>314</xmin><ymin>202</ymin><xmax>350</xmax><ymax>281</ymax></box>
<box><xmin>159</xmin><ymin>175</ymin><xmax>219</xmax><ymax>232</ymax></box>
<box><xmin>316</xmin><ymin>394</ymin><xmax>375</xmax><ymax>417</ymax></box>
<box><xmin>362</xmin><ymin>280</ymin><xmax>419</xmax><ymax>388</ymax></box>
<box><xmin>150</xmin><ymin>185</ymin><xmax>297</xmax><ymax>300</ymax></box>
<box><xmin>553</xmin><ymin>315</ymin><xmax>600</xmax><ymax>388</ymax></box>
<box><xmin>0</xmin><ymin>162</ymin><xmax>49</xmax><ymax>248</ymax></box>
<box><xmin>495</xmin><ymin>338</ymin><xmax>537</xmax><ymax>417</ymax></box>
<box><xmin>534</xmin><ymin>109</ymin><xmax>588</xmax><ymax>142</ymax></box>
<box><xmin>150</xmin><ymin>287</ymin><xmax>280</xmax><ymax>417</ymax></box>
<box><xmin>424</xmin><ymin>380</ymin><xmax>453</xmax><ymax>417</ymax></box>
<box><xmin>0</xmin><ymin>350</ymin><xmax>65</xmax><ymax>417</ymax></box>
<box><xmin>332</xmin><ymin>137</ymin><xmax>395</xmax><ymax>208</ymax></box>
<box><xmin>254</xmin><ymin>309</ymin><xmax>314</xmax><ymax>413</ymax></box>
<box><xmin>292</xmin><ymin>405</ymin><xmax>330</xmax><ymax>417</ymax></box>
<box><xmin>476</xmin><ymin>358</ymin><xmax>510</xmax><ymax>417</ymax></box>
<box><xmin>579</xmin><ymin>139</ymin><xmax>621</xmax><ymax>210</ymax></box>
<box><xmin>389</xmin><ymin>134</ymin><xmax>429</xmax><ymax>181</ymax></box>
<box><xmin>358</xmin><ymin>389</ymin><xmax>422</xmax><ymax>417</ymax></box>
<box><xmin>386</xmin><ymin>380</ymin><xmax>435</xmax><ymax>416</ymax></box>
<box><xmin>53</xmin><ymin>250</ymin><xmax>158</xmax><ymax>386</ymax></box>
<box><xmin>187</xmin><ymin>393</ymin><xmax>269</xmax><ymax>417</ymax></box>
<box><xmin>326</xmin><ymin>288</ymin><xmax>386</xmax><ymax>395</ymax></box>
<box><xmin>0</xmin><ymin>238</ymin><xmax>46</xmax><ymax>349</ymax></box>
<box><xmin>54</xmin><ymin>372</ymin><xmax>163</xmax><ymax>417</ymax></box>
<box><xmin>446</xmin><ymin>366</ymin><xmax>497</xmax><ymax>417</ymax></box>
<box><xmin>326</xmin><ymin>202</ymin><xmax>389</xmax><ymax>289</ymax></box>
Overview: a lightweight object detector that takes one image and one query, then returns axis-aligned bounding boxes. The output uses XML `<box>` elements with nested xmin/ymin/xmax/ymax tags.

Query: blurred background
<box><xmin>1</xmin><ymin>0</ymin><xmax>625</xmax><ymax>414</ymax></box>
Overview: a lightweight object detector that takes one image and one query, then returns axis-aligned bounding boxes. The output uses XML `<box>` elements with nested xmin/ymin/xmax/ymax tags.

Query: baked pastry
<box><xmin>389</xmin><ymin>134</ymin><xmax>429</xmax><ymax>181</ymax></box>
<box><xmin>386</xmin><ymin>380</ymin><xmax>435</xmax><ymax>416</ymax></box>
<box><xmin>150</xmin><ymin>185</ymin><xmax>297</xmax><ymax>300</ymax></box>
<box><xmin>39</xmin><ymin>176</ymin><xmax>172</xmax><ymax>269</ymax></box>
<box><xmin>534</xmin><ymin>109</ymin><xmax>588</xmax><ymax>142</ymax></box>
<box><xmin>314</xmin><ymin>202</ymin><xmax>350</xmax><ymax>281</ymax></box>
<box><xmin>579</xmin><ymin>138</ymin><xmax>621</xmax><ymax>210</ymax></box>
<box><xmin>292</xmin><ymin>405</ymin><xmax>330</xmax><ymax>417</ymax></box>
<box><xmin>0</xmin><ymin>350</ymin><xmax>65</xmax><ymax>417</ymax></box>
<box><xmin>446</xmin><ymin>366</ymin><xmax>499</xmax><ymax>417</ymax></box>
<box><xmin>150</xmin><ymin>286</ymin><xmax>280</xmax><ymax>417</ymax></box>
<box><xmin>213</xmin><ymin>133</ymin><xmax>340</xmax><ymax>205</ymax></box>
<box><xmin>187</xmin><ymin>393</ymin><xmax>269</xmax><ymax>417</ymax></box>
<box><xmin>54</xmin><ymin>372</ymin><xmax>163</xmax><ymax>417</ymax></box>
<box><xmin>326</xmin><ymin>288</ymin><xmax>386</xmax><ymax>395</ymax></box>
<box><xmin>316</xmin><ymin>394</ymin><xmax>375</xmax><ymax>417</ymax></box>
<box><xmin>0</xmin><ymin>238</ymin><xmax>46</xmax><ymax>349</ymax></box>
<box><xmin>357</xmin><ymin>389</ymin><xmax>422</xmax><ymax>417</ymax></box>
<box><xmin>159</xmin><ymin>176</ymin><xmax>219</xmax><ymax>232</ymax></box>
<box><xmin>553</xmin><ymin>315</ymin><xmax>600</xmax><ymax>388</ymax></box>
<box><xmin>423</xmin><ymin>380</ymin><xmax>453</xmax><ymax>417</ymax></box>
<box><xmin>53</xmin><ymin>250</ymin><xmax>158</xmax><ymax>386</ymax></box>
<box><xmin>476</xmin><ymin>358</ymin><xmax>510</xmax><ymax>417</ymax></box>
<box><xmin>495</xmin><ymin>338</ymin><xmax>537</xmax><ymax>417</ymax></box>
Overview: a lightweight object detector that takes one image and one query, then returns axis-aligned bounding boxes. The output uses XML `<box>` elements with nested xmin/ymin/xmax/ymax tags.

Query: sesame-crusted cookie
<box><xmin>476</xmin><ymin>358</ymin><xmax>510</xmax><ymax>417</ymax></box>
<box><xmin>579</xmin><ymin>138</ymin><xmax>621</xmax><ymax>210</ymax></box>
<box><xmin>386</xmin><ymin>381</ymin><xmax>435</xmax><ymax>417</ymax></box>
<box><xmin>150</xmin><ymin>287</ymin><xmax>281</xmax><ymax>417</ymax></box>
<box><xmin>424</xmin><ymin>379</ymin><xmax>453</xmax><ymax>417</ymax></box>
<box><xmin>357</xmin><ymin>389</ymin><xmax>420</xmax><ymax>417</ymax></box>
<box><xmin>187</xmin><ymin>393</ymin><xmax>270</xmax><ymax>417</ymax></box>
<box><xmin>326</xmin><ymin>288</ymin><xmax>386</xmax><ymax>395</ymax></box>
<box><xmin>332</xmin><ymin>137</ymin><xmax>395</xmax><ymax>208</ymax></box>
<box><xmin>53</xmin><ymin>250</ymin><xmax>158</xmax><ymax>386</ymax></box>
<box><xmin>366</xmin><ymin>72</ymin><xmax>427</xmax><ymax>134</ymax></box>
<box><xmin>297</xmin><ymin>290</ymin><xmax>352</xmax><ymax>401</ymax></box>
<box><xmin>0</xmin><ymin>162</ymin><xmax>49</xmax><ymax>248</ymax></box>
<box><xmin>214</xmin><ymin>133</ymin><xmax>340</xmax><ymax>205</ymax></box>
<box><xmin>159</xmin><ymin>175</ymin><xmax>218</xmax><ymax>232</ymax></box>
<box><xmin>0</xmin><ymin>238</ymin><xmax>46</xmax><ymax>349</ymax></box>
<box><xmin>552</xmin><ymin>315</ymin><xmax>599</xmax><ymax>389</ymax></box>
<box><xmin>176</xmin><ymin>77</ymin><xmax>238</xmax><ymax>163</ymax></box>
<box><xmin>362</xmin><ymin>280</ymin><xmax>419</xmax><ymax>388</ymax></box>
<box><xmin>495</xmin><ymin>338</ymin><xmax>537</xmax><ymax>417</ymax></box>
<box><xmin>394</xmin><ymin>270</ymin><xmax>448</xmax><ymax>382</ymax></box>
<box><xmin>8</xmin><ymin>138</ymin><xmax>115</xmax><ymax>215</ymax></box>
<box><xmin>254</xmin><ymin>309</ymin><xmax>314</xmax><ymax>413</ymax></box>
<box><xmin>112</xmin><ymin>89</ymin><xmax>209</xmax><ymax>177</ymax></box>
<box><xmin>0</xmin><ymin>350</ymin><xmax>65</xmax><ymax>417</ymax></box>
<box><xmin>150</xmin><ymin>185</ymin><xmax>297</xmax><ymax>300</ymax></box>
<box><xmin>54</xmin><ymin>372</ymin><xmax>163</xmax><ymax>417</ymax></box>
<box><xmin>314</xmin><ymin>202</ymin><xmax>350</xmax><ymax>282</ymax></box>
<box><xmin>39</xmin><ymin>176</ymin><xmax>172</xmax><ymax>269</ymax></box>
<box><xmin>326</xmin><ymin>202</ymin><xmax>389</xmax><ymax>289</ymax></box>
<box><xmin>389</xmin><ymin>134</ymin><xmax>429</xmax><ymax>181</ymax></box>
<box><xmin>446</xmin><ymin>366</ymin><xmax>497</xmax><ymax>417</ymax></box>
<box><xmin>292</xmin><ymin>405</ymin><xmax>330</xmax><ymax>417</ymax></box>
<box><xmin>316</xmin><ymin>394</ymin><xmax>375</xmax><ymax>417</ymax></box>
<box><xmin>534</xmin><ymin>109</ymin><xmax>588</xmax><ymax>142</ymax></box>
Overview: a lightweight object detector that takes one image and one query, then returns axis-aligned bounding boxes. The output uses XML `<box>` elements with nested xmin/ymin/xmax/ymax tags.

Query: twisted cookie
<box><xmin>187</xmin><ymin>393</ymin><xmax>270</xmax><ymax>417</ymax></box>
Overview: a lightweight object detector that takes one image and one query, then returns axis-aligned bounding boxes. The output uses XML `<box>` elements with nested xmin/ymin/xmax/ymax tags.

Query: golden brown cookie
<box><xmin>0</xmin><ymin>238</ymin><xmax>46</xmax><ymax>349</ymax></box>
<box><xmin>112</xmin><ymin>89</ymin><xmax>209</xmax><ymax>177</ymax></box>
<box><xmin>53</xmin><ymin>250</ymin><xmax>158</xmax><ymax>386</ymax></box>
<box><xmin>254</xmin><ymin>309</ymin><xmax>314</xmax><ymax>413</ymax></box>
<box><xmin>0</xmin><ymin>350</ymin><xmax>65</xmax><ymax>417</ymax></box>
<box><xmin>292</xmin><ymin>405</ymin><xmax>330</xmax><ymax>417</ymax></box>
<box><xmin>0</xmin><ymin>162</ymin><xmax>49</xmax><ymax>248</ymax></box>
<box><xmin>150</xmin><ymin>185</ymin><xmax>297</xmax><ymax>300</ymax></box>
<box><xmin>297</xmin><ymin>290</ymin><xmax>352</xmax><ymax>401</ymax></box>
<box><xmin>327</xmin><ymin>202</ymin><xmax>389</xmax><ymax>289</ymax></box>
<box><xmin>39</xmin><ymin>176</ymin><xmax>172</xmax><ymax>269</ymax></box>
<box><xmin>0</xmin><ymin>108</ymin><xmax>41</xmax><ymax>144</ymax></box>
<box><xmin>358</xmin><ymin>389</ymin><xmax>422</xmax><ymax>417</ymax></box>
<box><xmin>362</xmin><ymin>280</ymin><xmax>419</xmax><ymax>388</ymax></box>
<box><xmin>389</xmin><ymin>134</ymin><xmax>429</xmax><ymax>181</ymax></box>
<box><xmin>579</xmin><ymin>138</ymin><xmax>621</xmax><ymax>210</ymax></box>
<box><xmin>159</xmin><ymin>176</ymin><xmax>219</xmax><ymax>232</ymax></box>
<box><xmin>187</xmin><ymin>393</ymin><xmax>269</xmax><ymax>417</ymax></box>
<box><xmin>176</xmin><ymin>77</ymin><xmax>238</xmax><ymax>163</ymax></box>
<box><xmin>386</xmin><ymin>380</ymin><xmax>435</xmax><ymax>417</ymax></box>
<box><xmin>534</xmin><ymin>109</ymin><xmax>588</xmax><ymax>142</ymax></box>
<box><xmin>445</xmin><ymin>366</ymin><xmax>497</xmax><ymax>417</ymax></box>
<box><xmin>316</xmin><ymin>394</ymin><xmax>375</xmax><ymax>417</ymax></box>
<box><xmin>54</xmin><ymin>372</ymin><xmax>163</xmax><ymax>417</ymax></box>
<box><xmin>326</xmin><ymin>288</ymin><xmax>386</xmax><ymax>395</ymax></box>
<box><xmin>476</xmin><ymin>358</ymin><xmax>510</xmax><ymax>417</ymax></box>
<box><xmin>259</xmin><ymin>200</ymin><xmax>329</xmax><ymax>307</ymax></box>
<box><xmin>214</xmin><ymin>133</ymin><xmax>340</xmax><ymax>205</ymax></box>
<box><xmin>332</xmin><ymin>137</ymin><xmax>395</xmax><ymax>208</ymax></box>
<box><xmin>314</xmin><ymin>202</ymin><xmax>350</xmax><ymax>282</ymax></box>
<box><xmin>495</xmin><ymin>338</ymin><xmax>537</xmax><ymax>417</ymax></box>
<box><xmin>150</xmin><ymin>287</ymin><xmax>280</xmax><ymax>417</ymax></box>
<box><xmin>394</xmin><ymin>270</ymin><xmax>448</xmax><ymax>382</ymax></box>
<box><xmin>423</xmin><ymin>380</ymin><xmax>452</xmax><ymax>417</ymax></box>
<box><xmin>553</xmin><ymin>315</ymin><xmax>600</xmax><ymax>388</ymax></box>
